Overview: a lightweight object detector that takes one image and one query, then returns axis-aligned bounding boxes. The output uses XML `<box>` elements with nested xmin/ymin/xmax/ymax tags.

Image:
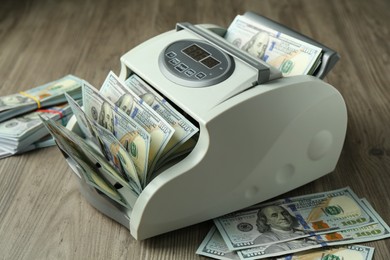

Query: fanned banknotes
<box><xmin>23</xmin><ymin>71</ymin><xmax>199</xmax><ymax>198</ymax></box>
<box><xmin>37</xmin><ymin>72</ymin><xmax>200</xmax><ymax>207</ymax></box>
<box><xmin>40</xmin><ymin>115</ymin><xmax>137</xmax><ymax>208</ymax></box>
<box><xmin>224</xmin><ymin>15</ymin><xmax>322</xmax><ymax>76</ymax></box>
<box><xmin>82</xmin><ymin>81</ymin><xmax>151</xmax><ymax>186</ymax></box>
<box><xmin>99</xmin><ymin>71</ymin><xmax>175</xmax><ymax>175</ymax></box>
<box><xmin>124</xmin><ymin>74</ymin><xmax>199</xmax><ymax>164</ymax></box>
<box><xmin>66</xmin><ymin>93</ymin><xmax>142</xmax><ymax>194</ymax></box>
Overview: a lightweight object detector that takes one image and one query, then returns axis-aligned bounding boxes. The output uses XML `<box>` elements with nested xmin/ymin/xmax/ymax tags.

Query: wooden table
<box><xmin>1</xmin><ymin>0</ymin><xmax>389</xmax><ymax>259</ymax></box>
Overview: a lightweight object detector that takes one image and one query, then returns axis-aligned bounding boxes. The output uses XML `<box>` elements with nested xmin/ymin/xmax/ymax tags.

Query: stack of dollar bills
<box><xmin>40</xmin><ymin>71</ymin><xmax>199</xmax><ymax>208</ymax></box>
<box><xmin>224</xmin><ymin>15</ymin><xmax>323</xmax><ymax>77</ymax></box>
<box><xmin>0</xmin><ymin>75</ymin><xmax>83</xmax><ymax>159</ymax></box>
<box><xmin>196</xmin><ymin>187</ymin><xmax>389</xmax><ymax>260</ymax></box>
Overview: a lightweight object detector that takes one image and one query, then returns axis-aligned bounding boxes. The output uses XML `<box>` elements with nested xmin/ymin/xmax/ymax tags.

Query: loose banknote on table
<box><xmin>197</xmin><ymin>188</ymin><xmax>389</xmax><ymax>260</ymax></box>
<box><xmin>214</xmin><ymin>187</ymin><xmax>376</xmax><ymax>251</ymax></box>
<box><xmin>196</xmin><ymin>226</ymin><xmax>376</xmax><ymax>260</ymax></box>
<box><xmin>237</xmin><ymin>198</ymin><xmax>390</xmax><ymax>259</ymax></box>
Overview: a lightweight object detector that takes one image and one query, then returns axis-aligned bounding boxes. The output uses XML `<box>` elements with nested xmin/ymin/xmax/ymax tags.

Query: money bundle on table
<box><xmin>40</xmin><ymin>71</ymin><xmax>199</xmax><ymax>208</ymax></box>
<box><xmin>197</xmin><ymin>187</ymin><xmax>390</xmax><ymax>260</ymax></box>
<box><xmin>0</xmin><ymin>75</ymin><xmax>83</xmax><ymax>158</ymax></box>
<box><xmin>224</xmin><ymin>15</ymin><xmax>323</xmax><ymax>77</ymax></box>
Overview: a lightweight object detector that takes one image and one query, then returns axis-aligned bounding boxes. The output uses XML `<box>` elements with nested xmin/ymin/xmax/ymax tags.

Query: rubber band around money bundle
<box><xmin>37</xmin><ymin>108</ymin><xmax>64</xmax><ymax>118</ymax></box>
<box><xmin>19</xmin><ymin>91</ymin><xmax>41</xmax><ymax>109</ymax></box>
<box><xmin>38</xmin><ymin>108</ymin><xmax>66</xmax><ymax>125</ymax></box>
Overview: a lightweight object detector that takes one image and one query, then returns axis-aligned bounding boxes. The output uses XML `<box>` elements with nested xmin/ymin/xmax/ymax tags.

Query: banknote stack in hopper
<box><xmin>0</xmin><ymin>75</ymin><xmax>83</xmax><ymax>158</ymax></box>
<box><xmin>196</xmin><ymin>187</ymin><xmax>390</xmax><ymax>260</ymax></box>
<box><xmin>224</xmin><ymin>15</ymin><xmax>323</xmax><ymax>77</ymax></box>
<box><xmin>40</xmin><ymin>71</ymin><xmax>199</xmax><ymax>208</ymax></box>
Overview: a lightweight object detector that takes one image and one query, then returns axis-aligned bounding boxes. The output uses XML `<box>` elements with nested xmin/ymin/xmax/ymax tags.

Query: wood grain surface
<box><xmin>0</xmin><ymin>0</ymin><xmax>389</xmax><ymax>259</ymax></box>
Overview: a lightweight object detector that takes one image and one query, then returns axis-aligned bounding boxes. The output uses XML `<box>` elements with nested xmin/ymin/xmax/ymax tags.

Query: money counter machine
<box><xmin>65</xmin><ymin>12</ymin><xmax>347</xmax><ymax>240</ymax></box>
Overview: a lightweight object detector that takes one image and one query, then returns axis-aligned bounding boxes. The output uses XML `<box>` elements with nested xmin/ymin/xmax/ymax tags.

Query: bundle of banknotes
<box><xmin>224</xmin><ymin>15</ymin><xmax>323</xmax><ymax>77</ymax></box>
<box><xmin>40</xmin><ymin>71</ymin><xmax>199</xmax><ymax>208</ymax></box>
<box><xmin>0</xmin><ymin>75</ymin><xmax>83</xmax><ymax>159</ymax></box>
<box><xmin>196</xmin><ymin>187</ymin><xmax>389</xmax><ymax>260</ymax></box>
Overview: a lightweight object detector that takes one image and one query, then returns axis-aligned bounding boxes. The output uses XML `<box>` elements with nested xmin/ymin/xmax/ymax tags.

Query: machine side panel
<box><xmin>130</xmin><ymin>76</ymin><xmax>347</xmax><ymax>239</ymax></box>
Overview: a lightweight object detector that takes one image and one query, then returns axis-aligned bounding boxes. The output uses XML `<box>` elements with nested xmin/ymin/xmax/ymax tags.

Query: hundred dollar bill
<box><xmin>214</xmin><ymin>187</ymin><xmax>375</xmax><ymax>251</ymax></box>
<box><xmin>124</xmin><ymin>74</ymin><xmax>199</xmax><ymax>162</ymax></box>
<box><xmin>99</xmin><ymin>71</ymin><xmax>175</xmax><ymax>174</ymax></box>
<box><xmin>82</xmin><ymin>81</ymin><xmax>150</xmax><ymax>186</ymax></box>
<box><xmin>40</xmin><ymin>116</ymin><xmax>134</xmax><ymax>208</ymax></box>
<box><xmin>65</xmin><ymin>93</ymin><xmax>96</xmax><ymax>141</ymax></box>
<box><xmin>196</xmin><ymin>226</ymin><xmax>240</xmax><ymax>260</ymax></box>
<box><xmin>224</xmin><ymin>15</ymin><xmax>322</xmax><ymax>76</ymax></box>
<box><xmin>196</xmin><ymin>226</ymin><xmax>375</xmax><ymax>260</ymax></box>
<box><xmin>92</xmin><ymin>121</ymin><xmax>142</xmax><ymax>193</ymax></box>
<box><xmin>66</xmin><ymin>94</ymin><xmax>142</xmax><ymax>193</ymax></box>
<box><xmin>238</xmin><ymin>198</ymin><xmax>389</xmax><ymax>259</ymax></box>
<box><xmin>0</xmin><ymin>75</ymin><xmax>82</xmax><ymax>122</ymax></box>
<box><xmin>275</xmin><ymin>245</ymin><xmax>375</xmax><ymax>260</ymax></box>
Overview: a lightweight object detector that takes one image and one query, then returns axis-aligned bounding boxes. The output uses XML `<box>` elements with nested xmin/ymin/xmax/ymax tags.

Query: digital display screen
<box><xmin>182</xmin><ymin>44</ymin><xmax>210</xmax><ymax>61</ymax></box>
<box><xmin>200</xmin><ymin>56</ymin><xmax>221</xmax><ymax>69</ymax></box>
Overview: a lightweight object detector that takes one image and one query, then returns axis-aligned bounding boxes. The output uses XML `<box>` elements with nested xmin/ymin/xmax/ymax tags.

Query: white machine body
<box><xmin>66</xmin><ymin>18</ymin><xmax>347</xmax><ymax>240</ymax></box>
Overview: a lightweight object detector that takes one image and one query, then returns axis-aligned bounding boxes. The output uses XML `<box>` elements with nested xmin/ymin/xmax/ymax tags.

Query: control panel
<box><xmin>159</xmin><ymin>39</ymin><xmax>235</xmax><ymax>88</ymax></box>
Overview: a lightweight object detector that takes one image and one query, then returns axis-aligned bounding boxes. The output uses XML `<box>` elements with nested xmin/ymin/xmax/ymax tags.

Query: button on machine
<box><xmin>166</xmin><ymin>51</ymin><xmax>176</xmax><ymax>58</ymax></box>
<box><xmin>169</xmin><ymin>58</ymin><xmax>180</xmax><ymax>65</ymax></box>
<box><xmin>174</xmin><ymin>63</ymin><xmax>189</xmax><ymax>72</ymax></box>
<box><xmin>184</xmin><ymin>69</ymin><xmax>196</xmax><ymax>77</ymax></box>
<box><xmin>195</xmin><ymin>72</ymin><xmax>206</xmax><ymax>79</ymax></box>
